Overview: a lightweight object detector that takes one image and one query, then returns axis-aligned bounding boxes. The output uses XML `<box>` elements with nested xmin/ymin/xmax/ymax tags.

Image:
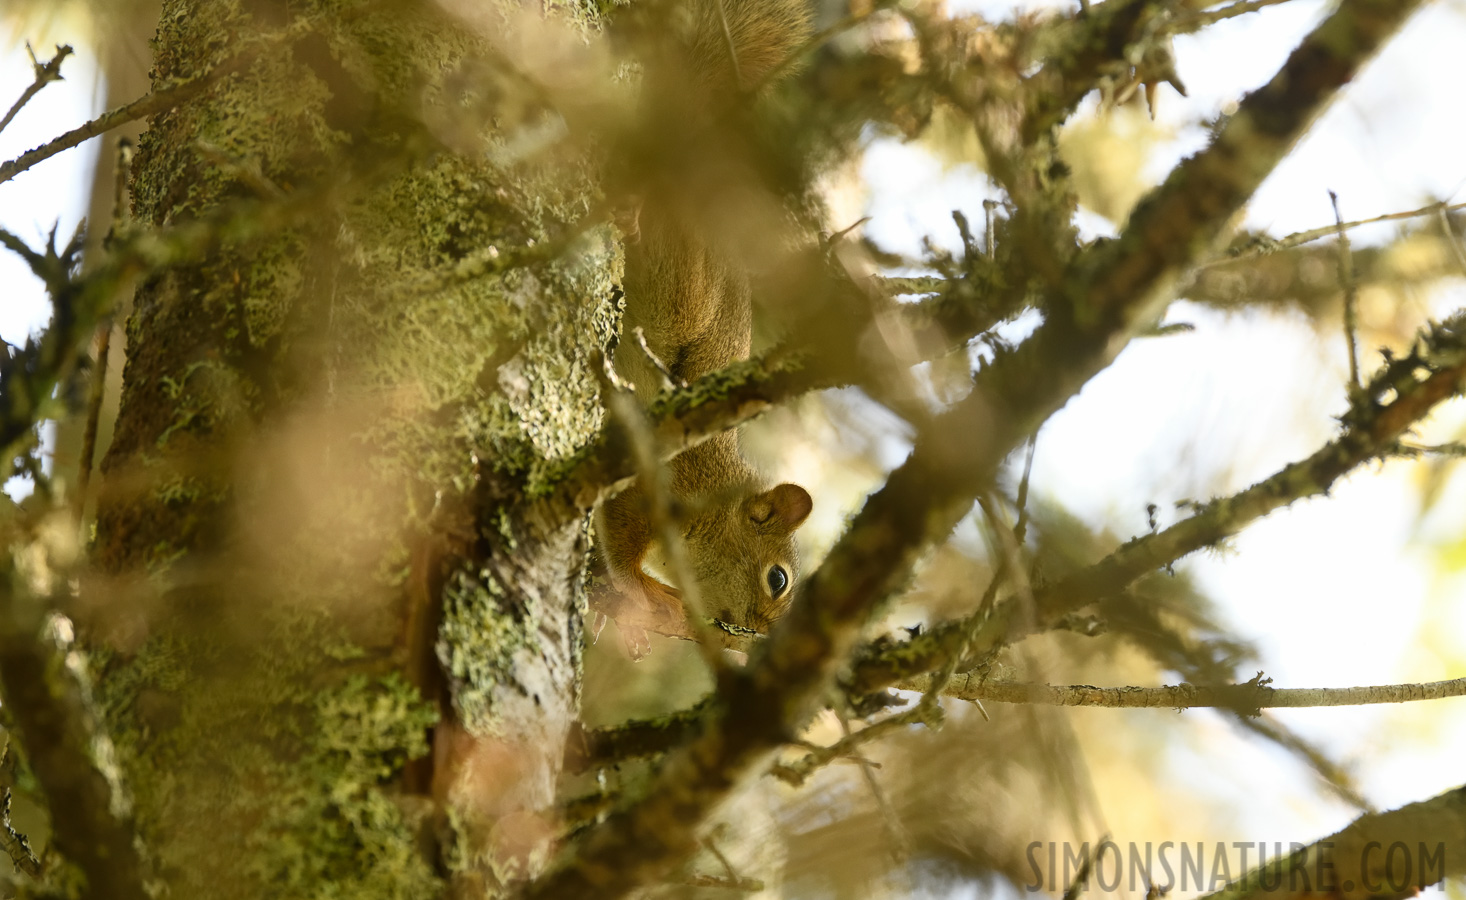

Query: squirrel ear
<box><xmin>751</xmin><ymin>483</ymin><xmax>811</xmax><ymax>532</ymax></box>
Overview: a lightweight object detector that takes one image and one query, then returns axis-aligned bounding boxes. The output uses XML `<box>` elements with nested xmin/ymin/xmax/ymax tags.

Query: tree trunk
<box><xmin>87</xmin><ymin>1</ymin><xmax>615</xmax><ymax>894</ymax></box>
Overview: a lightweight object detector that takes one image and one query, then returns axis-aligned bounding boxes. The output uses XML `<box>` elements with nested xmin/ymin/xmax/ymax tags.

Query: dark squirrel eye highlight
<box><xmin>767</xmin><ymin>565</ymin><xmax>788</xmax><ymax>598</ymax></box>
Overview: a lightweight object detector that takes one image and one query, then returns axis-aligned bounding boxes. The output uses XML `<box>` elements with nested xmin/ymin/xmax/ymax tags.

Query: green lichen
<box><xmin>100</xmin><ymin>0</ymin><xmax>615</xmax><ymax>893</ymax></box>
<box><xmin>95</xmin><ymin>614</ymin><xmax>441</xmax><ymax>900</ymax></box>
<box><xmin>437</xmin><ymin>565</ymin><xmax>540</xmax><ymax>734</ymax></box>
<box><xmin>242</xmin><ymin>674</ymin><xmax>441</xmax><ymax>900</ymax></box>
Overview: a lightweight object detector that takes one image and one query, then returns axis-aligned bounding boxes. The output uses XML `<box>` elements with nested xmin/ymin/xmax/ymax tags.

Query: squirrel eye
<box><xmin>766</xmin><ymin>565</ymin><xmax>789</xmax><ymax>598</ymax></box>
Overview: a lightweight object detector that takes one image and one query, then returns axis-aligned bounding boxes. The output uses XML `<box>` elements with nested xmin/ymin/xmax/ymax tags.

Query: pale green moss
<box><xmin>95</xmin><ymin>615</ymin><xmax>441</xmax><ymax>900</ymax></box>
<box><xmin>107</xmin><ymin>0</ymin><xmax>614</xmax><ymax>894</ymax></box>
<box><xmin>437</xmin><ymin>566</ymin><xmax>541</xmax><ymax>734</ymax></box>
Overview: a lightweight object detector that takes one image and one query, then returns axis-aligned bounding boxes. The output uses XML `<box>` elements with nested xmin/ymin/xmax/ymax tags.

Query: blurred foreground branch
<box><xmin>0</xmin><ymin>577</ymin><xmax>146</xmax><ymax>900</ymax></box>
<box><xmin>1190</xmin><ymin>785</ymin><xmax>1466</xmax><ymax>900</ymax></box>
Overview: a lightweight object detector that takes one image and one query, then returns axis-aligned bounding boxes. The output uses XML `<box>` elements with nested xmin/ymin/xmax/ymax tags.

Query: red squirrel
<box><xmin>596</xmin><ymin>0</ymin><xmax>814</xmax><ymax>651</ymax></box>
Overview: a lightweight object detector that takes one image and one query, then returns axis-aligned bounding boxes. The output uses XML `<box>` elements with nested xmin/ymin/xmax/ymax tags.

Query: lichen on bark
<box><xmin>87</xmin><ymin>0</ymin><xmax>617</xmax><ymax>894</ymax></box>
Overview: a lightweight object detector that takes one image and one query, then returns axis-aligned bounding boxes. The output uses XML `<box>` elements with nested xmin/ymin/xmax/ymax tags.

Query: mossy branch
<box><xmin>550</xmin><ymin>264</ymin><xmax>1022</xmax><ymax>516</ymax></box>
<box><xmin>1022</xmin><ymin>0</ymin><xmax>1157</xmax><ymax>139</ymax></box>
<box><xmin>563</xmin><ymin>699</ymin><xmax>711</xmax><ymax>775</ymax></box>
<box><xmin>549</xmin><ymin>350</ymin><xmax>819</xmax><ymax>512</ymax></box>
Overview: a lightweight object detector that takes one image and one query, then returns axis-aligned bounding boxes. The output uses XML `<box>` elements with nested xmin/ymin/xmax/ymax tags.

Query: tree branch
<box><xmin>549</xmin><ymin>350</ymin><xmax>819</xmax><ymax>512</ymax></box>
<box><xmin>929</xmin><ymin>673</ymin><xmax>1466</xmax><ymax>710</ymax></box>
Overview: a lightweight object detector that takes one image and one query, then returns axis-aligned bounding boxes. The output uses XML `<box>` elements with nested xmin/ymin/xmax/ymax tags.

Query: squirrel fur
<box><xmin>597</xmin><ymin>0</ymin><xmax>814</xmax><ymax>648</ymax></box>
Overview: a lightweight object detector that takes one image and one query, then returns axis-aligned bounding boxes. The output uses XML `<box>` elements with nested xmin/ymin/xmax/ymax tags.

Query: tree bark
<box><xmin>86</xmin><ymin>1</ymin><xmax>615</xmax><ymax>895</ymax></box>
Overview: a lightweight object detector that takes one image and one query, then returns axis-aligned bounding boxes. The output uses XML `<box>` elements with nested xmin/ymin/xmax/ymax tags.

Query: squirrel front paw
<box><xmin>589</xmin><ymin>572</ymin><xmax>688</xmax><ymax>659</ymax></box>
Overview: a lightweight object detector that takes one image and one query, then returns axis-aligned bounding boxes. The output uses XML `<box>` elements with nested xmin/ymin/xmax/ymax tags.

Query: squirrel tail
<box><xmin>678</xmin><ymin>0</ymin><xmax>814</xmax><ymax>90</ymax></box>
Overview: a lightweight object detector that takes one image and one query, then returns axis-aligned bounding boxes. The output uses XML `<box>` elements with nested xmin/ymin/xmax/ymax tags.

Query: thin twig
<box><xmin>1061</xmin><ymin>838</ymin><xmax>1100</xmax><ymax>900</ymax></box>
<box><xmin>1175</xmin><ymin>0</ymin><xmax>1301</xmax><ymax>33</ymax></box>
<box><xmin>605</xmin><ymin>387</ymin><xmax>727</xmax><ymax>674</ymax></box>
<box><xmin>679</xmin><ymin>873</ymin><xmax>764</xmax><ymax>892</ymax></box>
<box><xmin>769</xmin><ymin>703</ymin><xmax>939</xmax><ymax>787</ymax></box>
<box><xmin>1013</xmin><ymin>434</ymin><xmax>1037</xmax><ymax>544</ymax></box>
<box><xmin>938</xmin><ymin>674</ymin><xmax>1466</xmax><ymax>710</ymax></box>
<box><xmin>1241</xmin><ymin>713</ymin><xmax>1371</xmax><ymax>811</ymax></box>
<box><xmin>1436</xmin><ymin>205</ymin><xmax>1466</xmax><ymax>276</ymax></box>
<box><xmin>713</xmin><ymin>0</ymin><xmax>745</xmax><ymax>90</ymax></box>
<box><xmin>850</xmin><ymin>310</ymin><xmax>1466</xmax><ymax>700</ymax></box>
<box><xmin>1202</xmin><ymin>199</ymin><xmax>1466</xmax><ymax>270</ymax></box>
<box><xmin>0</xmin><ymin>24</ymin><xmax>308</xmax><ymax>188</ymax></box>
<box><xmin>75</xmin><ymin>139</ymin><xmax>135</xmax><ymax>528</ymax></box>
<box><xmin>839</xmin><ymin>710</ymin><xmax>910</xmax><ymax>863</ymax></box>
<box><xmin>983</xmin><ymin>199</ymin><xmax>998</xmax><ymax>259</ymax></box>
<box><xmin>0</xmin><ymin>44</ymin><xmax>74</xmax><ymax>137</ymax></box>
<box><xmin>1397</xmin><ymin>441</ymin><xmax>1466</xmax><ymax>458</ymax></box>
<box><xmin>1330</xmin><ymin>190</ymin><xmax>1361</xmax><ymax>390</ymax></box>
<box><xmin>632</xmin><ymin>325</ymin><xmax>682</xmax><ymax>391</ymax></box>
<box><xmin>875</xmin><ymin>275</ymin><xmax>945</xmax><ymax>296</ymax></box>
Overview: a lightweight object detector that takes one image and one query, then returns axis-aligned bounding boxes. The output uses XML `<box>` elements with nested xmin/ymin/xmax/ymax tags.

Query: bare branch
<box><xmin>930</xmin><ymin>674</ymin><xmax>1466</xmax><ymax>710</ymax></box>
<box><xmin>0</xmin><ymin>25</ymin><xmax>308</xmax><ymax>188</ymax></box>
<box><xmin>1330</xmin><ymin>190</ymin><xmax>1362</xmax><ymax>390</ymax></box>
<box><xmin>1203</xmin><ymin>199</ymin><xmax>1466</xmax><ymax>270</ymax></box>
<box><xmin>769</xmin><ymin>702</ymin><xmax>940</xmax><ymax>787</ymax></box>
<box><xmin>0</xmin><ymin>44</ymin><xmax>74</xmax><ymax>137</ymax></box>
<box><xmin>1175</xmin><ymin>0</ymin><xmax>1302</xmax><ymax>34</ymax></box>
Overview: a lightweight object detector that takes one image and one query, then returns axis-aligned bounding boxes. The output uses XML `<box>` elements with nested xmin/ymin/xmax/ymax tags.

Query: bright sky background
<box><xmin>2</xmin><ymin>0</ymin><xmax>1465</xmax><ymax>892</ymax></box>
<box><xmin>0</xmin><ymin>35</ymin><xmax>101</xmax><ymax>344</ymax></box>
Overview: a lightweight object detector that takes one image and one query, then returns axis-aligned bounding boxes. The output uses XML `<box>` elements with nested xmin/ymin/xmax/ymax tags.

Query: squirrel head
<box><xmin>685</xmin><ymin>482</ymin><xmax>812</xmax><ymax>632</ymax></box>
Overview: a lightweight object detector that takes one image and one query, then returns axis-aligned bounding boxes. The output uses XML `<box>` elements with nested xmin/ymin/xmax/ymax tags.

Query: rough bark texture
<box><xmin>85</xmin><ymin>1</ymin><xmax>615</xmax><ymax>895</ymax></box>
